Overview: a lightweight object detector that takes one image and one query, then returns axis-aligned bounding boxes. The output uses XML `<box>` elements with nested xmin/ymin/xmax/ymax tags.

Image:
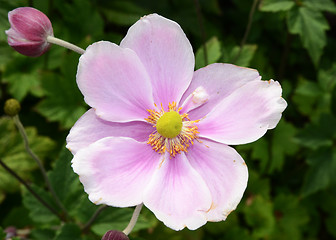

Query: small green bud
<box><xmin>4</xmin><ymin>99</ymin><xmax>21</xmax><ymax>116</ymax></box>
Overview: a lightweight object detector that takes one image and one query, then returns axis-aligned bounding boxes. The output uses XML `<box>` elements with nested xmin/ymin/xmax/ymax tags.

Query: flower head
<box><xmin>67</xmin><ymin>14</ymin><xmax>287</xmax><ymax>230</ymax></box>
<box><xmin>6</xmin><ymin>7</ymin><xmax>53</xmax><ymax>57</ymax></box>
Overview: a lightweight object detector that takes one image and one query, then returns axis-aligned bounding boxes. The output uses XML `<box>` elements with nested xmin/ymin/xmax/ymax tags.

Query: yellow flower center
<box><xmin>145</xmin><ymin>102</ymin><xmax>199</xmax><ymax>157</ymax></box>
<box><xmin>156</xmin><ymin>111</ymin><xmax>182</xmax><ymax>138</ymax></box>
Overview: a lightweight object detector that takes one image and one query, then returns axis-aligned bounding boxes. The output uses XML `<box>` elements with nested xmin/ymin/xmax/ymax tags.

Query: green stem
<box><xmin>12</xmin><ymin>115</ymin><xmax>70</xmax><ymax>220</ymax></box>
<box><xmin>0</xmin><ymin>158</ymin><xmax>63</xmax><ymax>221</ymax></box>
<box><xmin>82</xmin><ymin>205</ymin><xmax>108</xmax><ymax>233</ymax></box>
<box><xmin>123</xmin><ymin>204</ymin><xmax>143</xmax><ymax>235</ymax></box>
<box><xmin>234</xmin><ymin>0</ymin><xmax>259</xmax><ymax>63</ymax></box>
<box><xmin>193</xmin><ymin>0</ymin><xmax>208</xmax><ymax>66</ymax></box>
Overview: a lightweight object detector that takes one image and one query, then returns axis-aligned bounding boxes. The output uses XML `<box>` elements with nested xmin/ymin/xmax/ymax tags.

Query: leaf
<box><xmin>287</xmin><ymin>5</ymin><xmax>329</xmax><ymax>66</ymax></box>
<box><xmin>91</xmin><ymin>207</ymin><xmax>157</xmax><ymax>235</ymax></box>
<box><xmin>48</xmin><ymin>148</ymin><xmax>82</xmax><ymax>205</ymax></box>
<box><xmin>0</xmin><ymin>117</ymin><xmax>55</xmax><ymax>194</ymax></box>
<box><xmin>101</xmin><ymin>1</ymin><xmax>148</xmax><ymax>27</ymax></box>
<box><xmin>295</xmin><ymin>114</ymin><xmax>336</xmax><ymax>149</ymax></box>
<box><xmin>195</xmin><ymin>37</ymin><xmax>222</xmax><ymax>69</ymax></box>
<box><xmin>271</xmin><ymin>194</ymin><xmax>309</xmax><ymax>240</ymax></box>
<box><xmin>53</xmin><ymin>223</ymin><xmax>81</xmax><ymax>240</ymax></box>
<box><xmin>30</xmin><ymin>228</ymin><xmax>56</xmax><ymax>240</ymax></box>
<box><xmin>222</xmin><ymin>44</ymin><xmax>257</xmax><ymax>67</ymax></box>
<box><xmin>259</xmin><ymin>0</ymin><xmax>295</xmax><ymax>12</ymax></box>
<box><xmin>0</xmin><ymin>227</ymin><xmax>6</xmax><ymax>240</ymax></box>
<box><xmin>303</xmin><ymin>0</ymin><xmax>336</xmax><ymax>14</ymax></box>
<box><xmin>36</xmin><ymin>53</ymin><xmax>87</xmax><ymax>129</ymax></box>
<box><xmin>270</xmin><ymin>120</ymin><xmax>299</xmax><ymax>173</ymax></box>
<box><xmin>2</xmin><ymin>70</ymin><xmax>44</xmax><ymax>101</ymax></box>
<box><xmin>302</xmin><ymin>147</ymin><xmax>336</xmax><ymax>196</ymax></box>
<box><xmin>242</xmin><ymin>195</ymin><xmax>275</xmax><ymax>238</ymax></box>
<box><xmin>22</xmin><ymin>184</ymin><xmax>59</xmax><ymax>224</ymax></box>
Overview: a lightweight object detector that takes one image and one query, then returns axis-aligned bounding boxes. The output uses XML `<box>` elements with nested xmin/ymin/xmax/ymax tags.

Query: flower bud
<box><xmin>101</xmin><ymin>230</ymin><xmax>129</xmax><ymax>240</ymax></box>
<box><xmin>4</xmin><ymin>98</ymin><xmax>21</xmax><ymax>116</ymax></box>
<box><xmin>5</xmin><ymin>7</ymin><xmax>54</xmax><ymax>57</ymax></box>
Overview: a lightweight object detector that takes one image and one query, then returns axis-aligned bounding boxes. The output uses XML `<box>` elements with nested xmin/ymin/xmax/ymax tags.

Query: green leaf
<box><xmin>242</xmin><ymin>195</ymin><xmax>275</xmax><ymax>238</ymax></box>
<box><xmin>36</xmin><ymin>53</ymin><xmax>86</xmax><ymax>129</ymax></box>
<box><xmin>295</xmin><ymin>114</ymin><xmax>336</xmax><ymax>149</ymax></box>
<box><xmin>91</xmin><ymin>207</ymin><xmax>156</xmax><ymax>235</ymax></box>
<box><xmin>302</xmin><ymin>147</ymin><xmax>336</xmax><ymax>196</ymax></box>
<box><xmin>271</xmin><ymin>194</ymin><xmax>309</xmax><ymax>240</ymax></box>
<box><xmin>2</xmin><ymin>70</ymin><xmax>44</xmax><ymax>101</ymax></box>
<box><xmin>270</xmin><ymin>120</ymin><xmax>299</xmax><ymax>173</ymax></box>
<box><xmin>222</xmin><ymin>44</ymin><xmax>257</xmax><ymax>67</ymax></box>
<box><xmin>48</xmin><ymin>148</ymin><xmax>81</xmax><ymax>205</ymax></box>
<box><xmin>0</xmin><ymin>117</ymin><xmax>55</xmax><ymax>194</ymax></box>
<box><xmin>30</xmin><ymin>228</ymin><xmax>56</xmax><ymax>240</ymax></box>
<box><xmin>303</xmin><ymin>0</ymin><xmax>336</xmax><ymax>14</ymax></box>
<box><xmin>259</xmin><ymin>0</ymin><xmax>295</xmax><ymax>12</ymax></box>
<box><xmin>101</xmin><ymin>1</ymin><xmax>148</xmax><ymax>27</ymax></box>
<box><xmin>287</xmin><ymin>5</ymin><xmax>329</xmax><ymax>66</ymax></box>
<box><xmin>0</xmin><ymin>227</ymin><xmax>6</xmax><ymax>240</ymax></box>
<box><xmin>53</xmin><ymin>223</ymin><xmax>81</xmax><ymax>240</ymax></box>
<box><xmin>195</xmin><ymin>37</ymin><xmax>222</xmax><ymax>69</ymax></box>
<box><xmin>22</xmin><ymin>184</ymin><xmax>59</xmax><ymax>224</ymax></box>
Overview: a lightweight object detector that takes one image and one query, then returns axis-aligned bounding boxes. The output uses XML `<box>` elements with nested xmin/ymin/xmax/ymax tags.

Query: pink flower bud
<box><xmin>5</xmin><ymin>7</ymin><xmax>54</xmax><ymax>57</ymax></box>
<box><xmin>101</xmin><ymin>230</ymin><xmax>129</xmax><ymax>240</ymax></box>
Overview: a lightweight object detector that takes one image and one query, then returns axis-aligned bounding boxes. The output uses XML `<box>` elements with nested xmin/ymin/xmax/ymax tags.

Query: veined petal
<box><xmin>180</xmin><ymin>63</ymin><xmax>261</xmax><ymax>119</ymax></box>
<box><xmin>66</xmin><ymin>108</ymin><xmax>154</xmax><ymax>154</ymax></box>
<box><xmin>187</xmin><ymin>139</ymin><xmax>248</xmax><ymax>221</ymax></box>
<box><xmin>120</xmin><ymin>14</ymin><xmax>194</xmax><ymax>109</ymax></box>
<box><xmin>77</xmin><ymin>41</ymin><xmax>154</xmax><ymax>122</ymax></box>
<box><xmin>71</xmin><ymin>137</ymin><xmax>160</xmax><ymax>207</ymax></box>
<box><xmin>197</xmin><ymin>80</ymin><xmax>287</xmax><ymax>145</ymax></box>
<box><xmin>144</xmin><ymin>152</ymin><xmax>212</xmax><ymax>230</ymax></box>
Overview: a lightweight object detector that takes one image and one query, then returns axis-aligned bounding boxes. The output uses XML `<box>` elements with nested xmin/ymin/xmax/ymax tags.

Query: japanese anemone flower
<box><xmin>67</xmin><ymin>14</ymin><xmax>287</xmax><ymax>230</ymax></box>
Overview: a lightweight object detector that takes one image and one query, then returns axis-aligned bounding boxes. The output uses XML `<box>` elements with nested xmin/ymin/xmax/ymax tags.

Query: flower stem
<box><xmin>234</xmin><ymin>0</ymin><xmax>259</xmax><ymax>62</ymax></box>
<box><xmin>193</xmin><ymin>0</ymin><xmax>208</xmax><ymax>66</ymax></box>
<box><xmin>123</xmin><ymin>204</ymin><xmax>143</xmax><ymax>235</ymax></box>
<box><xmin>12</xmin><ymin>115</ymin><xmax>69</xmax><ymax>220</ymax></box>
<box><xmin>0</xmin><ymin>158</ymin><xmax>63</xmax><ymax>221</ymax></box>
<box><xmin>47</xmin><ymin>36</ymin><xmax>85</xmax><ymax>54</ymax></box>
<box><xmin>82</xmin><ymin>205</ymin><xmax>108</xmax><ymax>233</ymax></box>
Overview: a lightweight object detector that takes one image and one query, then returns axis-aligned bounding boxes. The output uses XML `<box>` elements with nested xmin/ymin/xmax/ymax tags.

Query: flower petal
<box><xmin>71</xmin><ymin>137</ymin><xmax>160</xmax><ymax>207</ymax></box>
<box><xmin>66</xmin><ymin>108</ymin><xmax>154</xmax><ymax>154</ymax></box>
<box><xmin>120</xmin><ymin>14</ymin><xmax>194</xmax><ymax>108</ymax></box>
<box><xmin>77</xmin><ymin>41</ymin><xmax>154</xmax><ymax>122</ymax></box>
<box><xmin>187</xmin><ymin>139</ymin><xmax>248</xmax><ymax>221</ymax></box>
<box><xmin>197</xmin><ymin>80</ymin><xmax>287</xmax><ymax>145</ymax></box>
<box><xmin>180</xmin><ymin>63</ymin><xmax>261</xmax><ymax>119</ymax></box>
<box><xmin>144</xmin><ymin>152</ymin><xmax>212</xmax><ymax>230</ymax></box>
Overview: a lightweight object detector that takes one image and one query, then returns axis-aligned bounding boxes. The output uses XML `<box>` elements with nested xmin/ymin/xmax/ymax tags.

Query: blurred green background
<box><xmin>1</xmin><ymin>0</ymin><xmax>336</xmax><ymax>239</ymax></box>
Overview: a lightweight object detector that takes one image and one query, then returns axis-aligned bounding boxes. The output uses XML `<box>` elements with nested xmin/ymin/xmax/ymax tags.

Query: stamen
<box><xmin>145</xmin><ymin>102</ymin><xmax>200</xmax><ymax>157</ymax></box>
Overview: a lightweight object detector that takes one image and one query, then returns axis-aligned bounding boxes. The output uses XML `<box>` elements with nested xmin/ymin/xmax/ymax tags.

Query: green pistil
<box><xmin>156</xmin><ymin>111</ymin><xmax>182</xmax><ymax>138</ymax></box>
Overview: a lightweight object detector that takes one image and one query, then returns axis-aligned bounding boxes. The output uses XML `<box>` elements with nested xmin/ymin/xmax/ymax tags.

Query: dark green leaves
<box><xmin>287</xmin><ymin>5</ymin><xmax>329</xmax><ymax>66</ymax></box>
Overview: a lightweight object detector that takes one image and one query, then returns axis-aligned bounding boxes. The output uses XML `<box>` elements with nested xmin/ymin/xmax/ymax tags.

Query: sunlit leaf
<box><xmin>287</xmin><ymin>5</ymin><xmax>329</xmax><ymax>66</ymax></box>
<box><xmin>259</xmin><ymin>0</ymin><xmax>295</xmax><ymax>12</ymax></box>
<box><xmin>195</xmin><ymin>37</ymin><xmax>222</xmax><ymax>69</ymax></box>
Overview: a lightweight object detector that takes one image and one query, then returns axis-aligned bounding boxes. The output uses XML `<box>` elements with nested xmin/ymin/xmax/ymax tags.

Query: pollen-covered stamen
<box><xmin>145</xmin><ymin>102</ymin><xmax>200</xmax><ymax>157</ymax></box>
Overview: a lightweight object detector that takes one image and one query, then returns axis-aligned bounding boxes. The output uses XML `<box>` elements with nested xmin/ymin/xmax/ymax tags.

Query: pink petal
<box><xmin>120</xmin><ymin>14</ymin><xmax>194</xmax><ymax>109</ymax></box>
<box><xmin>197</xmin><ymin>80</ymin><xmax>287</xmax><ymax>145</ymax></box>
<box><xmin>143</xmin><ymin>152</ymin><xmax>212</xmax><ymax>230</ymax></box>
<box><xmin>187</xmin><ymin>139</ymin><xmax>248</xmax><ymax>221</ymax></box>
<box><xmin>66</xmin><ymin>108</ymin><xmax>154</xmax><ymax>154</ymax></box>
<box><xmin>71</xmin><ymin>137</ymin><xmax>160</xmax><ymax>207</ymax></box>
<box><xmin>180</xmin><ymin>63</ymin><xmax>261</xmax><ymax>120</ymax></box>
<box><xmin>77</xmin><ymin>41</ymin><xmax>155</xmax><ymax>122</ymax></box>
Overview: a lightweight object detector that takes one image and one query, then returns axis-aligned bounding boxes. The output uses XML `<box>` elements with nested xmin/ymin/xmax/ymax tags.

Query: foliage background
<box><xmin>1</xmin><ymin>0</ymin><xmax>336</xmax><ymax>239</ymax></box>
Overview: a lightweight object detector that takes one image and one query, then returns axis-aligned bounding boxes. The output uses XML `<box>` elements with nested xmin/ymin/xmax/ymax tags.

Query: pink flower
<box><xmin>6</xmin><ymin>7</ymin><xmax>53</xmax><ymax>57</ymax></box>
<box><xmin>67</xmin><ymin>14</ymin><xmax>287</xmax><ymax>230</ymax></box>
